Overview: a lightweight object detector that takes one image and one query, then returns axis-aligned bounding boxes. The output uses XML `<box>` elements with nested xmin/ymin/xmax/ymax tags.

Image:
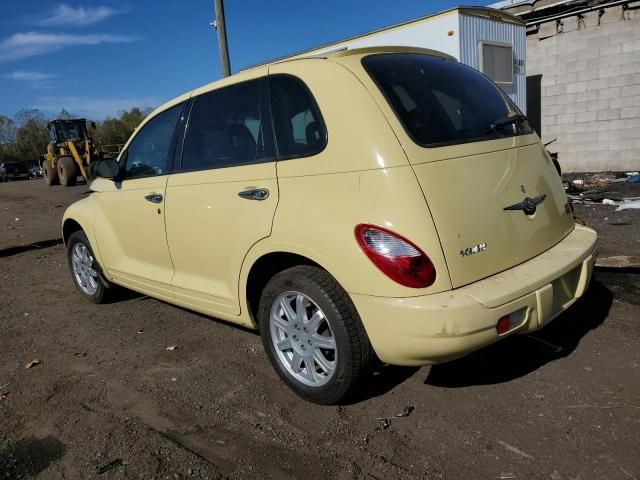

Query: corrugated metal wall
<box><xmin>459</xmin><ymin>13</ymin><xmax>527</xmax><ymax>112</ymax></box>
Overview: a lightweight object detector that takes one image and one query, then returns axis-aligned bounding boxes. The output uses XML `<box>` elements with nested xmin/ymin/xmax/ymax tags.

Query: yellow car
<box><xmin>63</xmin><ymin>46</ymin><xmax>597</xmax><ymax>404</ymax></box>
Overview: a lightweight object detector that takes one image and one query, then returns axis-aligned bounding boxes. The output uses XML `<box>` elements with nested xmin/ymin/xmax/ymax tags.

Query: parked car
<box><xmin>29</xmin><ymin>165</ymin><xmax>44</xmax><ymax>178</ymax></box>
<box><xmin>62</xmin><ymin>46</ymin><xmax>598</xmax><ymax>404</ymax></box>
<box><xmin>0</xmin><ymin>162</ymin><xmax>30</xmax><ymax>182</ymax></box>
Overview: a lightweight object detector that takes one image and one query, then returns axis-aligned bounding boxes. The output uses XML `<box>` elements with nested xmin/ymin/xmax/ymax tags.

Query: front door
<box><xmin>93</xmin><ymin>103</ymin><xmax>184</xmax><ymax>300</ymax></box>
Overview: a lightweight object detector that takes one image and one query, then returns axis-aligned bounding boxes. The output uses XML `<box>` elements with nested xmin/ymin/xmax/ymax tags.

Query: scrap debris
<box><xmin>396</xmin><ymin>405</ymin><xmax>415</xmax><ymax>417</ymax></box>
<box><xmin>24</xmin><ymin>359</ymin><xmax>41</xmax><ymax>369</ymax></box>
<box><xmin>375</xmin><ymin>418</ymin><xmax>391</xmax><ymax>431</ymax></box>
<box><xmin>616</xmin><ymin>200</ymin><xmax>640</xmax><ymax>212</ymax></box>
<box><xmin>96</xmin><ymin>458</ymin><xmax>124</xmax><ymax>475</ymax></box>
<box><xmin>564</xmin><ymin>171</ymin><xmax>640</xmax><ymax>209</ymax></box>
<box><xmin>375</xmin><ymin>404</ymin><xmax>415</xmax><ymax>431</ymax></box>
<box><xmin>0</xmin><ymin>383</ymin><xmax>9</xmax><ymax>401</ymax></box>
<box><xmin>497</xmin><ymin>440</ymin><xmax>534</xmax><ymax>460</ymax></box>
<box><xmin>165</xmin><ymin>345</ymin><xmax>178</xmax><ymax>351</ymax></box>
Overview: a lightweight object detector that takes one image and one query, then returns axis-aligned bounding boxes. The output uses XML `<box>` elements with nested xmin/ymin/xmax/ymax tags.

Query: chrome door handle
<box><xmin>238</xmin><ymin>188</ymin><xmax>269</xmax><ymax>201</ymax></box>
<box><xmin>144</xmin><ymin>193</ymin><xmax>163</xmax><ymax>204</ymax></box>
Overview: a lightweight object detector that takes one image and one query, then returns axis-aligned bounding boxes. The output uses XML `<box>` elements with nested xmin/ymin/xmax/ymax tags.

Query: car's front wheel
<box><xmin>258</xmin><ymin>266</ymin><xmax>373</xmax><ymax>404</ymax></box>
<box><xmin>67</xmin><ymin>230</ymin><xmax>107</xmax><ymax>303</ymax></box>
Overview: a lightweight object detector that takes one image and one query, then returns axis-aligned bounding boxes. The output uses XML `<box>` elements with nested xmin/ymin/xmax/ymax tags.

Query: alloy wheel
<box><xmin>269</xmin><ymin>291</ymin><xmax>337</xmax><ymax>387</ymax></box>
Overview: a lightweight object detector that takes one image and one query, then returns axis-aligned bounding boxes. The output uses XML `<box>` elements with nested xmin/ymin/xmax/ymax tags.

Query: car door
<box><xmin>164</xmin><ymin>72</ymin><xmax>279</xmax><ymax>316</ymax></box>
<box><xmin>93</xmin><ymin>103</ymin><xmax>185</xmax><ymax>300</ymax></box>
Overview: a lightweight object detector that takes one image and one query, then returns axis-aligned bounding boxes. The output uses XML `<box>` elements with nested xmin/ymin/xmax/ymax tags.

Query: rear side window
<box><xmin>124</xmin><ymin>104</ymin><xmax>182</xmax><ymax>179</ymax></box>
<box><xmin>362</xmin><ymin>53</ymin><xmax>532</xmax><ymax>148</ymax></box>
<box><xmin>181</xmin><ymin>78</ymin><xmax>273</xmax><ymax>171</ymax></box>
<box><xmin>269</xmin><ymin>75</ymin><xmax>326</xmax><ymax>159</ymax></box>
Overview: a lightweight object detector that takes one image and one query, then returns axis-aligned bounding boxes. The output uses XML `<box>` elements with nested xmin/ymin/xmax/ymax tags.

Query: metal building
<box><xmin>264</xmin><ymin>7</ymin><xmax>528</xmax><ymax>112</ymax></box>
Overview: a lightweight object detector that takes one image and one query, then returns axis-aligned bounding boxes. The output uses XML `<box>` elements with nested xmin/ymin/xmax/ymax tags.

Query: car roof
<box><xmin>145</xmin><ymin>45</ymin><xmax>453</xmax><ymax>122</ymax></box>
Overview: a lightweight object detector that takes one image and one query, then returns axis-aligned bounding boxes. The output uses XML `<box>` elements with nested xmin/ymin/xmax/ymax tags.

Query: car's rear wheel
<box><xmin>58</xmin><ymin>157</ymin><xmax>77</xmax><ymax>187</ymax></box>
<box><xmin>258</xmin><ymin>266</ymin><xmax>373</xmax><ymax>404</ymax></box>
<box><xmin>67</xmin><ymin>230</ymin><xmax>107</xmax><ymax>303</ymax></box>
<box><xmin>43</xmin><ymin>161</ymin><xmax>59</xmax><ymax>186</ymax></box>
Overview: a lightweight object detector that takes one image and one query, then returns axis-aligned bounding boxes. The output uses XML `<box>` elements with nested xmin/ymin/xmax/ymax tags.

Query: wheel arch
<box><xmin>242</xmin><ymin>247</ymin><xmax>330</xmax><ymax>329</ymax></box>
<box><xmin>62</xmin><ymin>218</ymin><xmax>83</xmax><ymax>247</ymax></box>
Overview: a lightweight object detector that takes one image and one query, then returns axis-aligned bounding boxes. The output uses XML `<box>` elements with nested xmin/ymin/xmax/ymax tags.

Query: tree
<box><xmin>0</xmin><ymin>116</ymin><xmax>19</xmax><ymax>162</ymax></box>
<box><xmin>57</xmin><ymin>108</ymin><xmax>75</xmax><ymax>120</ymax></box>
<box><xmin>14</xmin><ymin>109</ymin><xmax>47</xmax><ymax>129</ymax></box>
<box><xmin>0</xmin><ymin>115</ymin><xmax>17</xmax><ymax>145</ymax></box>
<box><xmin>15</xmin><ymin>119</ymin><xmax>49</xmax><ymax>163</ymax></box>
<box><xmin>94</xmin><ymin>107</ymin><xmax>150</xmax><ymax>146</ymax></box>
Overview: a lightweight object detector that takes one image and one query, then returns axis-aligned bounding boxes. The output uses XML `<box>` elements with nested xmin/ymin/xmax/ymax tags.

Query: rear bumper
<box><xmin>351</xmin><ymin>225</ymin><xmax>598</xmax><ymax>366</ymax></box>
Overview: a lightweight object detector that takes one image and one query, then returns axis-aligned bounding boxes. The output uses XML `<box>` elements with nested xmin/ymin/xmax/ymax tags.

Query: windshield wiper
<box><xmin>488</xmin><ymin>114</ymin><xmax>527</xmax><ymax>132</ymax></box>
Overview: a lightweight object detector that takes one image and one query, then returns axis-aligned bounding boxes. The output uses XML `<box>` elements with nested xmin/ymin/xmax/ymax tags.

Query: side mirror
<box><xmin>94</xmin><ymin>159</ymin><xmax>120</xmax><ymax>179</ymax></box>
<box><xmin>90</xmin><ymin>121</ymin><xmax>97</xmax><ymax>130</ymax></box>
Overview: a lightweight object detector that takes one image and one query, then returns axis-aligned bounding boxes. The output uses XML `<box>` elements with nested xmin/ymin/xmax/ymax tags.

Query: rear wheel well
<box><xmin>246</xmin><ymin>252</ymin><xmax>321</xmax><ymax>327</ymax></box>
<box><xmin>62</xmin><ymin>219</ymin><xmax>83</xmax><ymax>246</ymax></box>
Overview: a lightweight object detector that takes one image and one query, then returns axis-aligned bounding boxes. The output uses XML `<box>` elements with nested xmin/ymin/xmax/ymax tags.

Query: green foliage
<box><xmin>94</xmin><ymin>107</ymin><xmax>150</xmax><ymax>146</ymax></box>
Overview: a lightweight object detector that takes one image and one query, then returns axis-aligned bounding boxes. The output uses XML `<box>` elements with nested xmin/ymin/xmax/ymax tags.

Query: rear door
<box><xmin>165</xmin><ymin>73</ymin><xmax>278</xmax><ymax>316</ymax></box>
<box><xmin>354</xmin><ymin>53</ymin><xmax>574</xmax><ymax>288</ymax></box>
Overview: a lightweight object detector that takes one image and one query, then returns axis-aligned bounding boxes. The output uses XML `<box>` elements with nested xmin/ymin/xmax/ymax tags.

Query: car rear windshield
<box><xmin>362</xmin><ymin>53</ymin><xmax>532</xmax><ymax>148</ymax></box>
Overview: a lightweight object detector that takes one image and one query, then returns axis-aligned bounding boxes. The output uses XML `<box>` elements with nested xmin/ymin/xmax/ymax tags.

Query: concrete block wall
<box><xmin>526</xmin><ymin>5</ymin><xmax>640</xmax><ymax>172</ymax></box>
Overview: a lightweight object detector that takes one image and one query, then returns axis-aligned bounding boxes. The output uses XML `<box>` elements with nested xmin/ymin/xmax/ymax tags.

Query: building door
<box><xmin>526</xmin><ymin>74</ymin><xmax>542</xmax><ymax>137</ymax></box>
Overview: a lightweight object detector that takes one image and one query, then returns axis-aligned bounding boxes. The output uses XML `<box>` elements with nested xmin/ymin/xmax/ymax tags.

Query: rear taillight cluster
<box><xmin>355</xmin><ymin>224</ymin><xmax>436</xmax><ymax>288</ymax></box>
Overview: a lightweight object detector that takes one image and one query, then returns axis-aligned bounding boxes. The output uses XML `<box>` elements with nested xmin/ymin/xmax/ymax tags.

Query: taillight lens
<box><xmin>355</xmin><ymin>224</ymin><xmax>436</xmax><ymax>288</ymax></box>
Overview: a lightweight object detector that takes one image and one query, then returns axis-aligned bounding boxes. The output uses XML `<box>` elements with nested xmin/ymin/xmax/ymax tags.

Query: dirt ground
<box><xmin>1</xmin><ymin>179</ymin><xmax>639</xmax><ymax>480</ymax></box>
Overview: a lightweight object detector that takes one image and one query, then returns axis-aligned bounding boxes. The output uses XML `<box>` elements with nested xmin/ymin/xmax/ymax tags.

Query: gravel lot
<box><xmin>1</xmin><ymin>179</ymin><xmax>639</xmax><ymax>479</ymax></box>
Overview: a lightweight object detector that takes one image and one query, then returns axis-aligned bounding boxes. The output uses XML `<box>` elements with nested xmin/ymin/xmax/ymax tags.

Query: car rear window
<box><xmin>362</xmin><ymin>53</ymin><xmax>532</xmax><ymax>148</ymax></box>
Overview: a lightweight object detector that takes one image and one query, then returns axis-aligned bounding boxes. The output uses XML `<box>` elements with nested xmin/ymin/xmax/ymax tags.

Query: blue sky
<box><xmin>0</xmin><ymin>0</ymin><xmax>466</xmax><ymax>120</ymax></box>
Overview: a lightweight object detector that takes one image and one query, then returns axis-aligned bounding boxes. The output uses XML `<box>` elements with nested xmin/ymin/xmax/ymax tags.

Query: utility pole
<box><xmin>212</xmin><ymin>0</ymin><xmax>231</xmax><ymax>77</ymax></box>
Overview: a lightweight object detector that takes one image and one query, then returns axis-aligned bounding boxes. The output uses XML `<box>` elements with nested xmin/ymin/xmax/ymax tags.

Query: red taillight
<box><xmin>355</xmin><ymin>224</ymin><xmax>436</xmax><ymax>288</ymax></box>
<box><xmin>496</xmin><ymin>315</ymin><xmax>511</xmax><ymax>335</ymax></box>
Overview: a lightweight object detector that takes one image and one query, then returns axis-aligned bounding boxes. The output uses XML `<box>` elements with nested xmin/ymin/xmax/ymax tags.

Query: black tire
<box><xmin>67</xmin><ymin>230</ymin><xmax>107</xmax><ymax>304</ymax></box>
<box><xmin>58</xmin><ymin>157</ymin><xmax>78</xmax><ymax>187</ymax></box>
<box><xmin>43</xmin><ymin>161</ymin><xmax>59</xmax><ymax>186</ymax></box>
<box><xmin>258</xmin><ymin>266</ymin><xmax>374</xmax><ymax>404</ymax></box>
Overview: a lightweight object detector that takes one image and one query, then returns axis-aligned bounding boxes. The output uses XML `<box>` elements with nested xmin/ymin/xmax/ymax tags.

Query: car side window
<box><xmin>123</xmin><ymin>104</ymin><xmax>182</xmax><ymax>179</ymax></box>
<box><xmin>181</xmin><ymin>78</ymin><xmax>273</xmax><ymax>171</ymax></box>
<box><xmin>269</xmin><ymin>74</ymin><xmax>326</xmax><ymax>159</ymax></box>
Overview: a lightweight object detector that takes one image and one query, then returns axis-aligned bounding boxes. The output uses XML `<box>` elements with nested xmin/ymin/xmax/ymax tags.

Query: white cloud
<box><xmin>4</xmin><ymin>70</ymin><xmax>56</xmax><ymax>81</ymax></box>
<box><xmin>34</xmin><ymin>96</ymin><xmax>157</xmax><ymax>119</ymax></box>
<box><xmin>40</xmin><ymin>4</ymin><xmax>120</xmax><ymax>27</ymax></box>
<box><xmin>0</xmin><ymin>32</ymin><xmax>137</xmax><ymax>61</ymax></box>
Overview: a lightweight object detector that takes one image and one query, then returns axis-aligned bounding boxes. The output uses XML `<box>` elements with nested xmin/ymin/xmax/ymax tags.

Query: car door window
<box><xmin>123</xmin><ymin>104</ymin><xmax>182</xmax><ymax>179</ymax></box>
<box><xmin>269</xmin><ymin>74</ymin><xmax>326</xmax><ymax>159</ymax></box>
<box><xmin>181</xmin><ymin>78</ymin><xmax>273</xmax><ymax>171</ymax></box>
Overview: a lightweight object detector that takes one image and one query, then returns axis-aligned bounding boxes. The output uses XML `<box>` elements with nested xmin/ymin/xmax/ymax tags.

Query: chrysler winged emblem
<box><xmin>503</xmin><ymin>194</ymin><xmax>547</xmax><ymax>216</ymax></box>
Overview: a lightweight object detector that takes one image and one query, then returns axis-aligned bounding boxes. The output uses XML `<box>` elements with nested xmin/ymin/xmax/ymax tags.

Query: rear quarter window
<box><xmin>362</xmin><ymin>53</ymin><xmax>531</xmax><ymax>148</ymax></box>
<box><xmin>269</xmin><ymin>74</ymin><xmax>327</xmax><ymax>159</ymax></box>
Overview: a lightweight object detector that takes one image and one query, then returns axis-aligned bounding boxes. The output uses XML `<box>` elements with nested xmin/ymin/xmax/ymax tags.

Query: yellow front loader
<box><xmin>41</xmin><ymin>119</ymin><xmax>111</xmax><ymax>187</ymax></box>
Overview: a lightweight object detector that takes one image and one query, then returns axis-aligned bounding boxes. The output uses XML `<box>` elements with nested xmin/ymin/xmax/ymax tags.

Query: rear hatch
<box><xmin>362</xmin><ymin>53</ymin><xmax>575</xmax><ymax>288</ymax></box>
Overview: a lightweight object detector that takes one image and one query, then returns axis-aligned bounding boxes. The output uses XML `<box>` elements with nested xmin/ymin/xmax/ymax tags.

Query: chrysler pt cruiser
<box><xmin>62</xmin><ymin>47</ymin><xmax>598</xmax><ymax>404</ymax></box>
